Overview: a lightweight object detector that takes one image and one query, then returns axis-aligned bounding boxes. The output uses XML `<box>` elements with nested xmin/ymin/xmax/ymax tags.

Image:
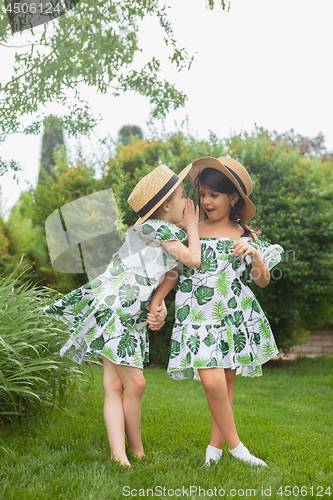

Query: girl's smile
<box><xmin>199</xmin><ymin>185</ymin><xmax>236</xmax><ymax>221</ymax></box>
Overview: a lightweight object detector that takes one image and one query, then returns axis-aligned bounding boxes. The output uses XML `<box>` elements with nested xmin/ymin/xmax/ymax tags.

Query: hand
<box><xmin>177</xmin><ymin>198</ymin><xmax>199</xmax><ymax>228</ymax></box>
<box><xmin>147</xmin><ymin>313</ymin><xmax>164</xmax><ymax>330</ymax></box>
<box><xmin>147</xmin><ymin>302</ymin><xmax>167</xmax><ymax>331</ymax></box>
<box><xmin>231</xmin><ymin>240</ymin><xmax>258</xmax><ymax>259</ymax></box>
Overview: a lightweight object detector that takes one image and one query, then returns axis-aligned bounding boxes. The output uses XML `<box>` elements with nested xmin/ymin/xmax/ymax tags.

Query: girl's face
<box><xmin>198</xmin><ymin>184</ymin><xmax>238</xmax><ymax>222</ymax></box>
<box><xmin>167</xmin><ymin>183</ymin><xmax>187</xmax><ymax>223</ymax></box>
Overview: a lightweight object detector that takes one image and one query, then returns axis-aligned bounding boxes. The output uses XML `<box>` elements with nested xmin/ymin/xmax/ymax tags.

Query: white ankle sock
<box><xmin>205</xmin><ymin>445</ymin><xmax>223</xmax><ymax>465</ymax></box>
<box><xmin>229</xmin><ymin>442</ymin><xmax>267</xmax><ymax>467</ymax></box>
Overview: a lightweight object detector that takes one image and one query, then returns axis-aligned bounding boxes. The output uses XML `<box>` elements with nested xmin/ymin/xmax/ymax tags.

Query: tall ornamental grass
<box><xmin>0</xmin><ymin>265</ymin><xmax>84</xmax><ymax>427</ymax></box>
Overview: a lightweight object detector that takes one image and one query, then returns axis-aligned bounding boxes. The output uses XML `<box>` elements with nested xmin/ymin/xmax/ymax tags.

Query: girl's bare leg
<box><xmin>103</xmin><ymin>357</ymin><xmax>146</xmax><ymax>464</ymax></box>
<box><xmin>210</xmin><ymin>368</ymin><xmax>236</xmax><ymax>449</ymax></box>
<box><xmin>102</xmin><ymin>356</ymin><xmax>130</xmax><ymax>465</ymax></box>
<box><xmin>198</xmin><ymin>368</ymin><xmax>240</xmax><ymax>451</ymax></box>
<box><xmin>114</xmin><ymin>363</ymin><xmax>146</xmax><ymax>457</ymax></box>
<box><xmin>200</xmin><ymin>367</ymin><xmax>267</xmax><ymax>466</ymax></box>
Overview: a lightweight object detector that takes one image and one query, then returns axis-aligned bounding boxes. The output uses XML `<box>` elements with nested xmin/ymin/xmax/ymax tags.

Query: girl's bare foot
<box><xmin>132</xmin><ymin>447</ymin><xmax>145</xmax><ymax>459</ymax></box>
<box><xmin>111</xmin><ymin>454</ymin><xmax>131</xmax><ymax>467</ymax></box>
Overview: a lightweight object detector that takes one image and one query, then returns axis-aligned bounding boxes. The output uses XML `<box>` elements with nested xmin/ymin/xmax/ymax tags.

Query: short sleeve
<box><xmin>254</xmin><ymin>239</ymin><xmax>284</xmax><ymax>271</ymax></box>
<box><xmin>140</xmin><ymin>220</ymin><xmax>187</xmax><ymax>242</ymax></box>
<box><xmin>117</xmin><ymin>220</ymin><xmax>185</xmax><ymax>281</ymax></box>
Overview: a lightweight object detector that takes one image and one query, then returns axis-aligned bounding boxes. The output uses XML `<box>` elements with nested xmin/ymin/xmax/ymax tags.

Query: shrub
<box><xmin>227</xmin><ymin>130</ymin><xmax>333</xmax><ymax>351</ymax></box>
<box><xmin>5</xmin><ymin>130</ymin><xmax>333</xmax><ymax>362</ymax></box>
<box><xmin>0</xmin><ymin>265</ymin><xmax>84</xmax><ymax>427</ymax></box>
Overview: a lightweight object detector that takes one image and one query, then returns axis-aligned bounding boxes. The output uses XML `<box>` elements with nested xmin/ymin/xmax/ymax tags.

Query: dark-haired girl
<box><xmin>148</xmin><ymin>157</ymin><xmax>283</xmax><ymax>467</ymax></box>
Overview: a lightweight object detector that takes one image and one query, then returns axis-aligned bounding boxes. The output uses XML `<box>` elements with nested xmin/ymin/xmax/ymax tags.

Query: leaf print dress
<box><xmin>167</xmin><ymin>237</ymin><xmax>284</xmax><ymax>379</ymax></box>
<box><xmin>45</xmin><ymin>220</ymin><xmax>186</xmax><ymax>368</ymax></box>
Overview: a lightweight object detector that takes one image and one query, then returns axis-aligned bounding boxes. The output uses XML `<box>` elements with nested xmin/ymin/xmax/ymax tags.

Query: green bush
<box><xmin>0</xmin><ymin>265</ymin><xmax>84</xmax><ymax>427</ymax></box>
<box><xmin>227</xmin><ymin>130</ymin><xmax>333</xmax><ymax>351</ymax></box>
<box><xmin>6</xmin><ymin>130</ymin><xmax>333</xmax><ymax>361</ymax></box>
<box><xmin>0</xmin><ymin>215</ymin><xmax>16</xmax><ymax>275</ymax></box>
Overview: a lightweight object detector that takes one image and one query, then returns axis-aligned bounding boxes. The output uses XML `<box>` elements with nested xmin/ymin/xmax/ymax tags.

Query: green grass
<box><xmin>0</xmin><ymin>357</ymin><xmax>332</xmax><ymax>500</ymax></box>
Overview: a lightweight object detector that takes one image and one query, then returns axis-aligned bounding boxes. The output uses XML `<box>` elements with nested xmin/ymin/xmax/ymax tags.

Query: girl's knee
<box><xmin>103</xmin><ymin>374</ymin><xmax>123</xmax><ymax>396</ymax></box>
<box><xmin>129</xmin><ymin>374</ymin><xmax>146</xmax><ymax>396</ymax></box>
<box><xmin>200</xmin><ymin>370</ymin><xmax>228</xmax><ymax>399</ymax></box>
<box><xmin>123</xmin><ymin>373</ymin><xmax>146</xmax><ymax>397</ymax></box>
<box><xmin>204</xmin><ymin>382</ymin><xmax>227</xmax><ymax>400</ymax></box>
<box><xmin>103</xmin><ymin>362</ymin><xmax>124</xmax><ymax>395</ymax></box>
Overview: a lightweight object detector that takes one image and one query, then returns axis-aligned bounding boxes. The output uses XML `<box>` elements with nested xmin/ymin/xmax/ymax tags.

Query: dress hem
<box><xmin>167</xmin><ymin>351</ymin><xmax>279</xmax><ymax>380</ymax></box>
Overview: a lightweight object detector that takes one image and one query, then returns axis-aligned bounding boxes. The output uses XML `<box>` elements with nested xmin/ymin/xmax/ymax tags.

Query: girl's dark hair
<box><xmin>194</xmin><ymin>168</ymin><xmax>259</xmax><ymax>241</ymax></box>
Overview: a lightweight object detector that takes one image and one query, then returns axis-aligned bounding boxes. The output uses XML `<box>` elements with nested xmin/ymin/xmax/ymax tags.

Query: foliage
<box><xmin>6</xmin><ymin>191</ymin><xmax>43</xmax><ymax>274</ymax></box>
<box><xmin>0</xmin><ymin>0</ymin><xmax>232</xmax><ymax>174</ymax></box>
<box><xmin>7</xmin><ymin>147</ymin><xmax>100</xmax><ymax>292</ymax></box>
<box><xmin>271</xmin><ymin>129</ymin><xmax>332</xmax><ymax>161</ymax></box>
<box><xmin>0</xmin><ymin>265</ymin><xmax>84</xmax><ymax>428</ymax></box>
<box><xmin>207</xmin><ymin>0</ymin><xmax>231</xmax><ymax>10</ymax></box>
<box><xmin>0</xmin><ymin>359</ymin><xmax>332</xmax><ymax>497</ymax></box>
<box><xmin>226</xmin><ymin>128</ymin><xmax>333</xmax><ymax>351</ymax></box>
<box><xmin>0</xmin><ymin>214</ymin><xmax>16</xmax><ymax>274</ymax></box>
<box><xmin>6</xmin><ymin>129</ymin><xmax>333</xmax><ymax>357</ymax></box>
<box><xmin>38</xmin><ymin>116</ymin><xmax>67</xmax><ymax>183</ymax></box>
<box><xmin>118</xmin><ymin>125</ymin><xmax>143</xmax><ymax>145</ymax></box>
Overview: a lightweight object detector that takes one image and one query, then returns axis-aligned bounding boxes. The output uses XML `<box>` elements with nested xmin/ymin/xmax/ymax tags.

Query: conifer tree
<box><xmin>38</xmin><ymin>117</ymin><xmax>66</xmax><ymax>184</ymax></box>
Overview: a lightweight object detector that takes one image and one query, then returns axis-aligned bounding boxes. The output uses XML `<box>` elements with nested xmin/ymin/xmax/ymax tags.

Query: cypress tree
<box><xmin>38</xmin><ymin>117</ymin><xmax>66</xmax><ymax>184</ymax></box>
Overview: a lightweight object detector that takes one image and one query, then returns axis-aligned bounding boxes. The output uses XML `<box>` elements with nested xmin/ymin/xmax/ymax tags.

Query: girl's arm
<box><xmin>231</xmin><ymin>241</ymin><xmax>270</xmax><ymax>288</ymax></box>
<box><xmin>160</xmin><ymin>199</ymin><xmax>201</xmax><ymax>268</ymax></box>
<box><xmin>147</xmin><ymin>268</ymin><xmax>180</xmax><ymax>330</ymax></box>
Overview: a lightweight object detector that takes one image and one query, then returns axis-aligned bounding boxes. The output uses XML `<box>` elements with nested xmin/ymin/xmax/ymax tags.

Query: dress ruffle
<box><xmin>45</xmin><ymin>220</ymin><xmax>186</xmax><ymax>367</ymax></box>
<box><xmin>167</xmin><ymin>237</ymin><xmax>284</xmax><ymax>379</ymax></box>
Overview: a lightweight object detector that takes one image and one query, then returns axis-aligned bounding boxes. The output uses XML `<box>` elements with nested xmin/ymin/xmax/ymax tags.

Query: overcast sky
<box><xmin>1</xmin><ymin>0</ymin><xmax>332</xmax><ymax>217</ymax></box>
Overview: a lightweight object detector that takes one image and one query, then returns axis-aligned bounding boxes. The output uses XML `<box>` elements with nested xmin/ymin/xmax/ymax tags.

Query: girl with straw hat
<box><xmin>45</xmin><ymin>163</ymin><xmax>201</xmax><ymax>466</ymax></box>
<box><xmin>148</xmin><ymin>156</ymin><xmax>284</xmax><ymax>467</ymax></box>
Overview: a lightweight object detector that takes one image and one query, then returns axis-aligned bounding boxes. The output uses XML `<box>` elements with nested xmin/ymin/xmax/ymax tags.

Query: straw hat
<box><xmin>188</xmin><ymin>156</ymin><xmax>256</xmax><ymax>221</ymax></box>
<box><xmin>128</xmin><ymin>163</ymin><xmax>192</xmax><ymax>226</ymax></box>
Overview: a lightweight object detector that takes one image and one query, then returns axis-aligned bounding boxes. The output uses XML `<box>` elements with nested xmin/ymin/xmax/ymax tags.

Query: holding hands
<box><xmin>147</xmin><ymin>301</ymin><xmax>167</xmax><ymax>331</ymax></box>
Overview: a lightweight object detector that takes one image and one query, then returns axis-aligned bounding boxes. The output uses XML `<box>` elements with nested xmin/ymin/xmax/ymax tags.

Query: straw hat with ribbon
<box><xmin>187</xmin><ymin>156</ymin><xmax>256</xmax><ymax>222</ymax></box>
<box><xmin>128</xmin><ymin>163</ymin><xmax>192</xmax><ymax>226</ymax></box>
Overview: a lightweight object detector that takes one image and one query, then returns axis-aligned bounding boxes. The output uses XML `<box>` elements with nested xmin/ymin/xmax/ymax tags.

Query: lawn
<box><xmin>0</xmin><ymin>357</ymin><xmax>332</xmax><ymax>500</ymax></box>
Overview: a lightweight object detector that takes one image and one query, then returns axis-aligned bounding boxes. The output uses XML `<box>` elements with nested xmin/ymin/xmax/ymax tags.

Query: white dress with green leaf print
<box><xmin>44</xmin><ymin>220</ymin><xmax>186</xmax><ymax>368</ymax></box>
<box><xmin>167</xmin><ymin>237</ymin><xmax>284</xmax><ymax>379</ymax></box>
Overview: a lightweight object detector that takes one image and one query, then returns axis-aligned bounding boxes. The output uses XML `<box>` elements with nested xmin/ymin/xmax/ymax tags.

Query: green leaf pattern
<box><xmin>45</xmin><ymin>220</ymin><xmax>183</xmax><ymax>368</ymax></box>
<box><xmin>167</xmin><ymin>237</ymin><xmax>282</xmax><ymax>381</ymax></box>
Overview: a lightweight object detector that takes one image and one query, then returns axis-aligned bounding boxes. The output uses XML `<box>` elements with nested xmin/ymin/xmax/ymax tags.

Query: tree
<box><xmin>38</xmin><ymin>116</ymin><xmax>66</xmax><ymax>183</ymax></box>
<box><xmin>271</xmin><ymin>129</ymin><xmax>332</xmax><ymax>161</ymax></box>
<box><xmin>227</xmin><ymin>128</ymin><xmax>333</xmax><ymax>352</ymax></box>
<box><xmin>118</xmin><ymin>125</ymin><xmax>143</xmax><ymax>145</ymax></box>
<box><xmin>0</xmin><ymin>0</ymin><xmax>230</xmax><ymax>176</ymax></box>
<box><xmin>7</xmin><ymin>147</ymin><xmax>101</xmax><ymax>292</ymax></box>
<box><xmin>101</xmin><ymin>129</ymin><xmax>333</xmax><ymax>356</ymax></box>
<box><xmin>9</xmin><ymin>126</ymin><xmax>330</xmax><ymax>361</ymax></box>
